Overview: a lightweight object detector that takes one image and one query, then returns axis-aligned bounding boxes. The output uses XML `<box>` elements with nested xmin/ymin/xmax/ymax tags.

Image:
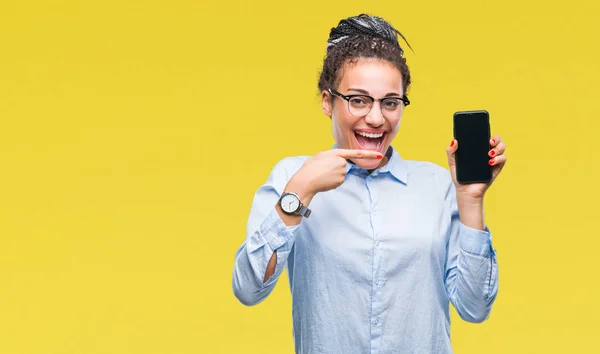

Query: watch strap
<box><xmin>297</xmin><ymin>205</ymin><xmax>311</xmax><ymax>218</ymax></box>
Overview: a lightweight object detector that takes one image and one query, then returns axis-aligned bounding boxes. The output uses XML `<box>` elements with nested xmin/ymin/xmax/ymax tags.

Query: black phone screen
<box><xmin>453</xmin><ymin>110</ymin><xmax>492</xmax><ymax>183</ymax></box>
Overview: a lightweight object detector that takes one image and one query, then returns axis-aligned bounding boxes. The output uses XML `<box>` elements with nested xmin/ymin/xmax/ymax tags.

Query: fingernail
<box><xmin>491</xmin><ymin>138</ymin><xmax>496</xmax><ymax>144</ymax></box>
<box><xmin>377</xmin><ymin>154</ymin><xmax>383</xmax><ymax>159</ymax></box>
<box><xmin>489</xmin><ymin>150</ymin><xmax>496</xmax><ymax>157</ymax></box>
<box><xmin>450</xmin><ymin>140</ymin><xmax>455</xmax><ymax>147</ymax></box>
<box><xmin>488</xmin><ymin>159</ymin><xmax>494</xmax><ymax>165</ymax></box>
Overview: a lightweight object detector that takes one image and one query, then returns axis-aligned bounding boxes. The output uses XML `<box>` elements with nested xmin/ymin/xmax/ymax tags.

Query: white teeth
<box><xmin>356</xmin><ymin>131</ymin><xmax>384</xmax><ymax>139</ymax></box>
<box><xmin>377</xmin><ymin>139</ymin><xmax>382</xmax><ymax>149</ymax></box>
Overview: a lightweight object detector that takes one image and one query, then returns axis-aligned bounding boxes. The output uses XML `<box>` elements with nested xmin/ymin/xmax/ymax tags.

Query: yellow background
<box><xmin>0</xmin><ymin>0</ymin><xmax>598</xmax><ymax>353</ymax></box>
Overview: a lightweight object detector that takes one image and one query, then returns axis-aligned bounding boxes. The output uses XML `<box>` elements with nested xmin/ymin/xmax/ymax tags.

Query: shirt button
<box><xmin>376</xmin><ymin>240</ymin><xmax>381</xmax><ymax>247</ymax></box>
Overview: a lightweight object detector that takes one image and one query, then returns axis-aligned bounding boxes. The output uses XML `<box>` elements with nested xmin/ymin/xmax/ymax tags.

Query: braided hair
<box><xmin>318</xmin><ymin>14</ymin><xmax>412</xmax><ymax>97</ymax></box>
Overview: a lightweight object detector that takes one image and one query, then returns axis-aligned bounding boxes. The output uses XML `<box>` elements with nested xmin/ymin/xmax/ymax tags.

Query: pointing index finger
<box><xmin>335</xmin><ymin>149</ymin><xmax>383</xmax><ymax>159</ymax></box>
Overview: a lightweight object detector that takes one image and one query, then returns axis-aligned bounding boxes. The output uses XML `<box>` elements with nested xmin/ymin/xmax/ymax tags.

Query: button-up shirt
<box><xmin>232</xmin><ymin>146</ymin><xmax>498</xmax><ymax>353</ymax></box>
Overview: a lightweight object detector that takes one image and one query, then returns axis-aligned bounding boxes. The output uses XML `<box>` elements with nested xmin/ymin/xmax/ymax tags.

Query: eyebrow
<box><xmin>346</xmin><ymin>88</ymin><xmax>402</xmax><ymax>97</ymax></box>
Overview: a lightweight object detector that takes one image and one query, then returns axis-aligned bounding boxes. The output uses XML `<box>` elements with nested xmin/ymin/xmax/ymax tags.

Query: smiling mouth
<box><xmin>354</xmin><ymin>131</ymin><xmax>387</xmax><ymax>152</ymax></box>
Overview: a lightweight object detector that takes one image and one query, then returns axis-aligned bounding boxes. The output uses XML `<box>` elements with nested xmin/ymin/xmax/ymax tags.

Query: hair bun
<box><xmin>327</xmin><ymin>14</ymin><xmax>412</xmax><ymax>54</ymax></box>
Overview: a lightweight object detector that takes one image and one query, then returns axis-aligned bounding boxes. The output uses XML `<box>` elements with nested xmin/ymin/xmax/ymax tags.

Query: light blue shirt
<box><xmin>232</xmin><ymin>146</ymin><xmax>498</xmax><ymax>353</ymax></box>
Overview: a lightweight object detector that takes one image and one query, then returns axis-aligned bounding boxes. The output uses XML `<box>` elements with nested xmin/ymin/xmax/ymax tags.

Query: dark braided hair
<box><xmin>318</xmin><ymin>14</ymin><xmax>412</xmax><ymax>97</ymax></box>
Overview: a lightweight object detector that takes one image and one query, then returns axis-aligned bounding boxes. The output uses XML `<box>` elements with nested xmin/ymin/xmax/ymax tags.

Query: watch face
<box><xmin>281</xmin><ymin>194</ymin><xmax>300</xmax><ymax>213</ymax></box>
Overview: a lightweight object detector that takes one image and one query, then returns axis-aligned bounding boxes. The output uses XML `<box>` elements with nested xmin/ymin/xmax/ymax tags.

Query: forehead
<box><xmin>337</xmin><ymin>58</ymin><xmax>404</xmax><ymax>95</ymax></box>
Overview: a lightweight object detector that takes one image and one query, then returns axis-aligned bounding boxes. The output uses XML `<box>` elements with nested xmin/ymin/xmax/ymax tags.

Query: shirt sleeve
<box><xmin>439</xmin><ymin>168</ymin><xmax>499</xmax><ymax>323</ymax></box>
<box><xmin>232</xmin><ymin>158</ymin><xmax>303</xmax><ymax>306</ymax></box>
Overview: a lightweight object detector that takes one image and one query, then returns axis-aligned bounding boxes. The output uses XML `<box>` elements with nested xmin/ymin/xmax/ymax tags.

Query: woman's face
<box><xmin>322</xmin><ymin>58</ymin><xmax>405</xmax><ymax>170</ymax></box>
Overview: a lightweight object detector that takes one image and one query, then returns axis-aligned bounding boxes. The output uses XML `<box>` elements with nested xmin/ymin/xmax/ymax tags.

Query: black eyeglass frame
<box><xmin>328</xmin><ymin>88</ymin><xmax>410</xmax><ymax>116</ymax></box>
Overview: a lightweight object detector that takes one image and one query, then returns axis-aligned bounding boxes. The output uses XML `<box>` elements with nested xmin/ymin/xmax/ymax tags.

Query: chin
<box><xmin>347</xmin><ymin>131</ymin><xmax>391</xmax><ymax>170</ymax></box>
<box><xmin>351</xmin><ymin>157</ymin><xmax>383</xmax><ymax>171</ymax></box>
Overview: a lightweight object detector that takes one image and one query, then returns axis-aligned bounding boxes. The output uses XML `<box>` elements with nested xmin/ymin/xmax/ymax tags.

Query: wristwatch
<box><xmin>278</xmin><ymin>192</ymin><xmax>311</xmax><ymax>218</ymax></box>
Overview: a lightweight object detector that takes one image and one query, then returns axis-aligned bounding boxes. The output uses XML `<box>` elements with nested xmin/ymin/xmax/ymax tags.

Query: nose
<box><xmin>364</xmin><ymin>102</ymin><xmax>385</xmax><ymax>127</ymax></box>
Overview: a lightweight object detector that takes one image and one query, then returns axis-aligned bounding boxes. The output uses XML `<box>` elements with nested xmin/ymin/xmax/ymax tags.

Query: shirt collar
<box><xmin>331</xmin><ymin>144</ymin><xmax>409</xmax><ymax>184</ymax></box>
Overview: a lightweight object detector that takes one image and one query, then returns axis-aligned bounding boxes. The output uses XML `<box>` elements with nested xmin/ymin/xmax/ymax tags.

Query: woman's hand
<box><xmin>446</xmin><ymin>135</ymin><xmax>507</xmax><ymax>201</ymax></box>
<box><xmin>286</xmin><ymin>149</ymin><xmax>383</xmax><ymax>202</ymax></box>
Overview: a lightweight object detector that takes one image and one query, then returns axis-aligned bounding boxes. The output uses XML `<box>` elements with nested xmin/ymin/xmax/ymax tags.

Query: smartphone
<box><xmin>453</xmin><ymin>110</ymin><xmax>492</xmax><ymax>183</ymax></box>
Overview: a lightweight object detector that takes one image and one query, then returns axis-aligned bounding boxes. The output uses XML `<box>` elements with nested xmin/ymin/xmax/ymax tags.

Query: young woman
<box><xmin>232</xmin><ymin>13</ymin><xmax>507</xmax><ymax>353</ymax></box>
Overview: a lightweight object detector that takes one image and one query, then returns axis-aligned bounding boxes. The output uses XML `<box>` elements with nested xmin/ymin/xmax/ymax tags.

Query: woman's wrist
<box><xmin>275</xmin><ymin>176</ymin><xmax>316</xmax><ymax>227</ymax></box>
<box><xmin>456</xmin><ymin>194</ymin><xmax>485</xmax><ymax>231</ymax></box>
<box><xmin>285</xmin><ymin>174</ymin><xmax>316</xmax><ymax>206</ymax></box>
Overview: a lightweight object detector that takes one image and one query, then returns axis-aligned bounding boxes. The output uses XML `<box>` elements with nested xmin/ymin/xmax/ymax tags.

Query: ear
<box><xmin>321</xmin><ymin>90</ymin><xmax>332</xmax><ymax>118</ymax></box>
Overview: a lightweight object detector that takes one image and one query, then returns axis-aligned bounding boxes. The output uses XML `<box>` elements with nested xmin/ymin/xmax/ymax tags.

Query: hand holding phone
<box><xmin>453</xmin><ymin>110</ymin><xmax>492</xmax><ymax>184</ymax></box>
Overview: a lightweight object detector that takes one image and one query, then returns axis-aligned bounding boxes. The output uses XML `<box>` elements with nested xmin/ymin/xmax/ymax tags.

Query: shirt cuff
<box><xmin>459</xmin><ymin>222</ymin><xmax>494</xmax><ymax>257</ymax></box>
<box><xmin>259</xmin><ymin>208</ymin><xmax>299</xmax><ymax>251</ymax></box>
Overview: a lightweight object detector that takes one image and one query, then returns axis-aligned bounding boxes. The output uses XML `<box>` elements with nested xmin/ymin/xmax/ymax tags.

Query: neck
<box><xmin>368</xmin><ymin>156</ymin><xmax>390</xmax><ymax>173</ymax></box>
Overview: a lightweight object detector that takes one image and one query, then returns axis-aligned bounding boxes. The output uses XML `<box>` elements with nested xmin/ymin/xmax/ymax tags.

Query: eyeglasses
<box><xmin>328</xmin><ymin>88</ymin><xmax>409</xmax><ymax>120</ymax></box>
